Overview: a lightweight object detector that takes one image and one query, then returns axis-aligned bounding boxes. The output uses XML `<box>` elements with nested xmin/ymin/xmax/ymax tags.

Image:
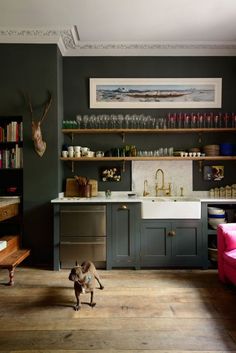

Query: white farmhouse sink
<box><xmin>141</xmin><ymin>197</ymin><xmax>201</xmax><ymax>219</ymax></box>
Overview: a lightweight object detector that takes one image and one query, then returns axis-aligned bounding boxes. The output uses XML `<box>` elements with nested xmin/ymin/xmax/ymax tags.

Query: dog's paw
<box><xmin>74</xmin><ymin>305</ymin><xmax>81</xmax><ymax>311</ymax></box>
<box><xmin>100</xmin><ymin>285</ymin><xmax>104</xmax><ymax>290</ymax></box>
<box><xmin>90</xmin><ymin>302</ymin><xmax>96</xmax><ymax>308</ymax></box>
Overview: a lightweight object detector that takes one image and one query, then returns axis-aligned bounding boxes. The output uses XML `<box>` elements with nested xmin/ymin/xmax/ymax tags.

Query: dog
<box><xmin>68</xmin><ymin>261</ymin><xmax>104</xmax><ymax>311</ymax></box>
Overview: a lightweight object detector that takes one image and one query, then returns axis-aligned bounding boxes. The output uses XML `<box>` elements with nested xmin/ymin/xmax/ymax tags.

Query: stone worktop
<box><xmin>0</xmin><ymin>196</ymin><xmax>20</xmax><ymax>208</ymax></box>
<box><xmin>51</xmin><ymin>192</ymin><xmax>236</xmax><ymax>204</ymax></box>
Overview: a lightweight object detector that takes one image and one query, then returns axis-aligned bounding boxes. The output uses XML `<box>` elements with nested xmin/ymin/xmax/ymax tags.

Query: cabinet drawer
<box><xmin>0</xmin><ymin>203</ymin><xmax>19</xmax><ymax>222</ymax></box>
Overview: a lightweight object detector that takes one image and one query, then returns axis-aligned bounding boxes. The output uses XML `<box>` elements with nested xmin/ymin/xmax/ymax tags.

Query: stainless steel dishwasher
<box><xmin>60</xmin><ymin>205</ymin><xmax>106</xmax><ymax>268</ymax></box>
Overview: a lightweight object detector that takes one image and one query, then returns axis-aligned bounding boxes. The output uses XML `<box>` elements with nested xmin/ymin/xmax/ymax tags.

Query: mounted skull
<box><xmin>26</xmin><ymin>92</ymin><xmax>52</xmax><ymax>157</ymax></box>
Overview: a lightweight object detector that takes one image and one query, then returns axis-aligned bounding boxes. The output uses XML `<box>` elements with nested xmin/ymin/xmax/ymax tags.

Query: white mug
<box><xmin>87</xmin><ymin>151</ymin><xmax>95</xmax><ymax>157</ymax></box>
<box><xmin>62</xmin><ymin>150</ymin><xmax>68</xmax><ymax>158</ymax></box>
<box><xmin>96</xmin><ymin>151</ymin><xmax>104</xmax><ymax>157</ymax></box>
<box><xmin>81</xmin><ymin>147</ymin><xmax>89</xmax><ymax>156</ymax></box>
<box><xmin>74</xmin><ymin>146</ymin><xmax>81</xmax><ymax>153</ymax></box>
<box><xmin>74</xmin><ymin>151</ymin><xmax>81</xmax><ymax>158</ymax></box>
<box><xmin>68</xmin><ymin>146</ymin><xmax>74</xmax><ymax>152</ymax></box>
<box><xmin>68</xmin><ymin>150</ymin><xmax>74</xmax><ymax>158</ymax></box>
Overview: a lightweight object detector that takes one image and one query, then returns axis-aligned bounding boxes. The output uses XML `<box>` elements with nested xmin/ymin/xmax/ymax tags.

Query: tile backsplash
<box><xmin>132</xmin><ymin>160</ymin><xmax>208</xmax><ymax>197</ymax></box>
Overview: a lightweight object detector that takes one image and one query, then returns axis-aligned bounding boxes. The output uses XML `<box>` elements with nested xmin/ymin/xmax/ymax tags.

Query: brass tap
<box><xmin>143</xmin><ymin>179</ymin><xmax>149</xmax><ymax>197</ymax></box>
<box><xmin>155</xmin><ymin>168</ymin><xmax>171</xmax><ymax>196</ymax></box>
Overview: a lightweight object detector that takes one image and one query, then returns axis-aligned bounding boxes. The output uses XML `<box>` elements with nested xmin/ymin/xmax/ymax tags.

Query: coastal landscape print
<box><xmin>90</xmin><ymin>78</ymin><xmax>222</xmax><ymax>109</ymax></box>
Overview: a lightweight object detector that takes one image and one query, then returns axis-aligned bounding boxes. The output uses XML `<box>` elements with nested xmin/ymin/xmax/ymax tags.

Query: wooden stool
<box><xmin>0</xmin><ymin>235</ymin><xmax>30</xmax><ymax>285</ymax></box>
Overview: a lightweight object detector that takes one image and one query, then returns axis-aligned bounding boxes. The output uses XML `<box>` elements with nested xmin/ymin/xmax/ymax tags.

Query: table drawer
<box><xmin>0</xmin><ymin>203</ymin><xmax>19</xmax><ymax>222</ymax></box>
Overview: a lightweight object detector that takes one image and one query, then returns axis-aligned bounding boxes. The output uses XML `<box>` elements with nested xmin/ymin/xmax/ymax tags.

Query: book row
<box><xmin>0</xmin><ymin>145</ymin><xmax>23</xmax><ymax>168</ymax></box>
<box><xmin>0</xmin><ymin>121</ymin><xmax>23</xmax><ymax>142</ymax></box>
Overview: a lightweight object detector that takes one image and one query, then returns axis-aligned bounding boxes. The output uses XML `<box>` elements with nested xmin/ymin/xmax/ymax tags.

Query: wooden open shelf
<box><xmin>62</xmin><ymin>128</ymin><xmax>236</xmax><ymax>134</ymax></box>
<box><xmin>60</xmin><ymin>156</ymin><xmax>236</xmax><ymax>162</ymax></box>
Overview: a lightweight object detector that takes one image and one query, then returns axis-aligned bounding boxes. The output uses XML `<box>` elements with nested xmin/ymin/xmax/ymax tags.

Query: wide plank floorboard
<box><xmin>0</xmin><ymin>267</ymin><xmax>236</xmax><ymax>352</ymax></box>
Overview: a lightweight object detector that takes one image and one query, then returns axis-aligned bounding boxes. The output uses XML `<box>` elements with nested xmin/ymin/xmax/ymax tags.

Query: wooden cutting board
<box><xmin>65</xmin><ymin>178</ymin><xmax>98</xmax><ymax>197</ymax></box>
<box><xmin>65</xmin><ymin>178</ymin><xmax>79</xmax><ymax>197</ymax></box>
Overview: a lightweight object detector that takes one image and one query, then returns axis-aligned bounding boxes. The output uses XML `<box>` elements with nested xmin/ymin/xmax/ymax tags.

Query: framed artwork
<box><xmin>90</xmin><ymin>78</ymin><xmax>222</xmax><ymax>109</ymax></box>
<box><xmin>100</xmin><ymin>167</ymin><xmax>121</xmax><ymax>182</ymax></box>
<box><xmin>204</xmin><ymin>165</ymin><xmax>224</xmax><ymax>181</ymax></box>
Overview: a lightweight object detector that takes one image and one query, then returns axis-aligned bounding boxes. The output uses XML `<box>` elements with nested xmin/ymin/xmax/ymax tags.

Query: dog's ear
<box><xmin>81</xmin><ymin>261</ymin><xmax>90</xmax><ymax>273</ymax></box>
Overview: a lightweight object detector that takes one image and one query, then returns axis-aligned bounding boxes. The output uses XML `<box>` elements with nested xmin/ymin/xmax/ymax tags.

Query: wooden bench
<box><xmin>0</xmin><ymin>235</ymin><xmax>30</xmax><ymax>285</ymax></box>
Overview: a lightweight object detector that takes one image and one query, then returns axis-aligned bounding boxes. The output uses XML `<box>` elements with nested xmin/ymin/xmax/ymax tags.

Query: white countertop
<box><xmin>51</xmin><ymin>192</ymin><xmax>236</xmax><ymax>204</ymax></box>
<box><xmin>51</xmin><ymin>193</ymin><xmax>141</xmax><ymax>203</ymax></box>
<box><xmin>0</xmin><ymin>196</ymin><xmax>20</xmax><ymax>207</ymax></box>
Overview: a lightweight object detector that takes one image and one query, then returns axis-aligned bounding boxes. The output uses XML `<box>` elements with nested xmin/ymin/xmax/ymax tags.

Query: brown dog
<box><xmin>68</xmin><ymin>261</ymin><xmax>104</xmax><ymax>311</ymax></box>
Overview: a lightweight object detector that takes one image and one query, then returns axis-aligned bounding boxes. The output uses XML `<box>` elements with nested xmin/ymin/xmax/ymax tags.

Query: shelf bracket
<box><xmin>122</xmin><ymin>160</ymin><xmax>126</xmax><ymax>172</ymax></box>
<box><xmin>121</xmin><ymin>132</ymin><xmax>125</xmax><ymax>143</ymax></box>
<box><xmin>198</xmin><ymin>160</ymin><xmax>203</xmax><ymax>173</ymax></box>
<box><xmin>198</xmin><ymin>133</ymin><xmax>202</xmax><ymax>144</ymax></box>
<box><xmin>71</xmin><ymin>161</ymin><xmax>74</xmax><ymax>173</ymax></box>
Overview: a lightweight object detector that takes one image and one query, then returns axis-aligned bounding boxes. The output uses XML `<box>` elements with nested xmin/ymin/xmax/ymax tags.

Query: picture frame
<box><xmin>203</xmin><ymin>165</ymin><xmax>224</xmax><ymax>181</ymax></box>
<box><xmin>90</xmin><ymin>78</ymin><xmax>222</xmax><ymax>109</ymax></box>
<box><xmin>100</xmin><ymin>167</ymin><xmax>121</xmax><ymax>182</ymax></box>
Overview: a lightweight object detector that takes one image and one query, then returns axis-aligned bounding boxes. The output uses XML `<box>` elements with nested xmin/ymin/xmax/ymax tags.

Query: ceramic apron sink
<box><xmin>141</xmin><ymin>197</ymin><xmax>201</xmax><ymax>219</ymax></box>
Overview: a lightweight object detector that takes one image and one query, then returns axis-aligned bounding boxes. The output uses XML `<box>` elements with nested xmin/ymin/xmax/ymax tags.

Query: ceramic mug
<box><xmin>68</xmin><ymin>150</ymin><xmax>74</xmax><ymax>158</ymax></box>
<box><xmin>74</xmin><ymin>151</ymin><xmax>81</xmax><ymax>158</ymax></box>
<box><xmin>96</xmin><ymin>151</ymin><xmax>104</xmax><ymax>158</ymax></box>
<box><xmin>87</xmin><ymin>151</ymin><xmax>95</xmax><ymax>157</ymax></box>
<box><xmin>81</xmin><ymin>147</ymin><xmax>89</xmax><ymax>156</ymax></box>
<box><xmin>74</xmin><ymin>146</ymin><xmax>81</xmax><ymax>153</ymax></box>
<box><xmin>62</xmin><ymin>150</ymin><xmax>68</xmax><ymax>158</ymax></box>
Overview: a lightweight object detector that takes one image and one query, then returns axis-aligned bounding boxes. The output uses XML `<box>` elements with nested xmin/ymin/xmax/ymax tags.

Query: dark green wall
<box><xmin>0</xmin><ymin>44</ymin><xmax>63</xmax><ymax>266</ymax></box>
<box><xmin>63</xmin><ymin>57</ymin><xmax>236</xmax><ymax>191</ymax></box>
<box><xmin>1</xmin><ymin>50</ymin><xmax>236</xmax><ymax>266</ymax></box>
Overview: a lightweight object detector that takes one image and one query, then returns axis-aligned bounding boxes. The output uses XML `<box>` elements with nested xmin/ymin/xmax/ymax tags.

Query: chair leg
<box><xmin>8</xmin><ymin>267</ymin><xmax>15</xmax><ymax>286</ymax></box>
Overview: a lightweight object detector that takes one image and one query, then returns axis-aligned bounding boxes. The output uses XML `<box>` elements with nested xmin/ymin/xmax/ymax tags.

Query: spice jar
<box><xmin>225</xmin><ymin>185</ymin><xmax>232</xmax><ymax>198</ymax></box>
<box><xmin>232</xmin><ymin>184</ymin><xmax>236</xmax><ymax>198</ymax></box>
<box><xmin>130</xmin><ymin>145</ymin><xmax>137</xmax><ymax>157</ymax></box>
<box><xmin>209</xmin><ymin>189</ymin><xmax>214</xmax><ymax>198</ymax></box>
<box><xmin>214</xmin><ymin>187</ymin><xmax>220</xmax><ymax>198</ymax></box>
<box><xmin>219</xmin><ymin>187</ymin><xmax>226</xmax><ymax>198</ymax></box>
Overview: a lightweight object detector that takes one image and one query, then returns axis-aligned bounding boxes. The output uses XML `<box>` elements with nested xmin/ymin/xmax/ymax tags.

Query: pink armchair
<box><xmin>217</xmin><ymin>223</ymin><xmax>236</xmax><ymax>285</ymax></box>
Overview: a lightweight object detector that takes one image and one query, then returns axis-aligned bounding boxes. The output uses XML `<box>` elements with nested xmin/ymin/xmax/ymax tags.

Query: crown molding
<box><xmin>0</xmin><ymin>26</ymin><xmax>236</xmax><ymax>56</ymax></box>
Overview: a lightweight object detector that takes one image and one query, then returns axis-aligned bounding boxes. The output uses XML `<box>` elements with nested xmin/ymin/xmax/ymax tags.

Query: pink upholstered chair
<box><xmin>217</xmin><ymin>223</ymin><xmax>236</xmax><ymax>285</ymax></box>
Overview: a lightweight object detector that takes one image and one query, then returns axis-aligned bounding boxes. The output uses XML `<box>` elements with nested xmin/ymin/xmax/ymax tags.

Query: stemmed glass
<box><xmin>76</xmin><ymin>115</ymin><xmax>82</xmax><ymax>129</ymax></box>
<box><xmin>82</xmin><ymin>115</ymin><xmax>89</xmax><ymax>129</ymax></box>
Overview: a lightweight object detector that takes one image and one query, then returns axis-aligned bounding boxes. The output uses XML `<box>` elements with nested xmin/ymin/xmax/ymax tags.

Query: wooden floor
<box><xmin>0</xmin><ymin>267</ymin><xmax>236</xmax><ymax>353</ymax></box>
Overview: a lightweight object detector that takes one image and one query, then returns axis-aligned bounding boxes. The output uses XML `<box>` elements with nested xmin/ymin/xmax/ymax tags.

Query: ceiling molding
<box><xmin>1</xmin><ymin>26</ymin><xmax>236</xmax><ymax>56</ymax></box>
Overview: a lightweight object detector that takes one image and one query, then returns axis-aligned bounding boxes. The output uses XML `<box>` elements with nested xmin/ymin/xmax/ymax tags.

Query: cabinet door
<box><xmin>171</xmin><ymin>220</ymin><xmax>203</xmax><ymax>266</ymax></box>
<box><xmin>140</xmin><ymin>221</ymin><xmax>172</xmax><ymax>267</ymax></box>
<box><xmin>110</xmin><ymin>203</ymin><xmax>140</xmax><ymax>268</ymax></box>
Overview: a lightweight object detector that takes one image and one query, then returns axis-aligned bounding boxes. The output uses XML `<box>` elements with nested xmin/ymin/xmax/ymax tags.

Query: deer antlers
<box><xmin>26</xmin><ymin>92</ymin><xmax>52</xmax><ymax>157</ymax></box>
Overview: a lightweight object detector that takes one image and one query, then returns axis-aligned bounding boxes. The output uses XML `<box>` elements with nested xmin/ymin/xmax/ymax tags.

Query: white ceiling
<box><xmin>0</xmin><ymin>0</ymin><xmax>236</xmax><ymax>56</ymax></box>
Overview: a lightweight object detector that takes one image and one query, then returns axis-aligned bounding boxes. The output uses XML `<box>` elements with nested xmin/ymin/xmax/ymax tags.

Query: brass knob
<box><xmin>120</xmin><ymin>205</ymin><xmax>127</xmax><ymax>210</ymax></box>
<box><xmin>168</xmin><ymin>230</ymin><xmax>176</xmax><ymax>236</ymax></box>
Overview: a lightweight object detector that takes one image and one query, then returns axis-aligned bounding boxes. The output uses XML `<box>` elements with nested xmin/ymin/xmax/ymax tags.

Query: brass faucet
<box><xmin>143</xmin><ymin>179</ymin><xmax>149</xmax><ymax>196</ymax></box>
<box><xmin>155</xmin><ymin>168</ymin><xmax>171</xmax><ymax>196</ymax></box>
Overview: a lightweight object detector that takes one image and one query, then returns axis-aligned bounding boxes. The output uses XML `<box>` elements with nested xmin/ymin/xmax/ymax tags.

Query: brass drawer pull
<box><xmin>119</xmin><ymin>205</ymin><xmax>128</xmax><ymax>210</ymax></box>
<box><xmin>168</xmin><ymin>230</ymin><xmax>176</xmax><ymax>236</ymax></box>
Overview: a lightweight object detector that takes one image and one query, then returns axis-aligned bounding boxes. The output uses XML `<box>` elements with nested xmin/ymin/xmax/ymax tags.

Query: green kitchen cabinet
<box><xmin>141</xmin><ymin>220</ymin><xmax>206</xmax><ymax>268</ymax></box>
<box><xmin>107</xmin><ymin>203</ymin><xmax>141</xmax><ymax>269</ymax></box>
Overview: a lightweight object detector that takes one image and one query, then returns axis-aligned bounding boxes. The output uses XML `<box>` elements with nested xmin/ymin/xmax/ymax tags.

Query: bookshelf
<box><xmin>0</xmin><ymin>116</ymin><xmax>23</xmax><ymax>196</ymax></box>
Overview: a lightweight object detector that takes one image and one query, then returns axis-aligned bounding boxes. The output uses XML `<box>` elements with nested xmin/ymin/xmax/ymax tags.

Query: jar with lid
<box><xmin>214</xmin><ymin>187</ymin><xmax>220</xmax><ymax>198</ymax></box>
<box><xmin>219</xmin><ymin>187</ymin><xmax>226</xmax><ymax>198</ymax></box>
<box><xmin>231</xmin><ymin>184</ymin><xmax>236</xmax><ymax>198</ymax></box>
<box><xmin>130</xmin><ymin>145</ymin><xmax>137</xmax><ymax>157</ymax></box>
<box><xmin>209</xmin><ymin>188</ymin><xmax>215</xmax><ymax>198</ymax></box>
<box><xmin>225</xmin><ymin>185</ymin><xmax>232</xmax><ymax>198</ymax></box>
